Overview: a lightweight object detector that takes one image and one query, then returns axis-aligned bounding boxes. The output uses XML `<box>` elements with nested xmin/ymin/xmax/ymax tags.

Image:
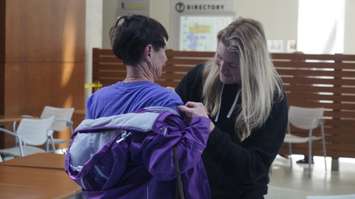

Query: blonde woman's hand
<box><xmin>178</xmin><ymin>101</ymin><xmax>215</xmax><ymax>133</ymax></box>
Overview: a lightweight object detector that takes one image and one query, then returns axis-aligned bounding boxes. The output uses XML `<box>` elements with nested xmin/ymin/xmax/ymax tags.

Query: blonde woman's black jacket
<box><xmin>175</xmin><ymin>64</ymin><xmax>288</xmax><ymax>199</ymax></box>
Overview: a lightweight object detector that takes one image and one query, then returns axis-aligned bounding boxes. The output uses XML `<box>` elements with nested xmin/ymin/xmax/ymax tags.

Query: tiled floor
<box><xmin>266</xmin><ymin>155</ymin><xmax>355</xmax><ymax>199</ymax></box>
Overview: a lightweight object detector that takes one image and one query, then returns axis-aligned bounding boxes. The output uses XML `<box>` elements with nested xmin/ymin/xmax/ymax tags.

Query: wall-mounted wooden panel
<box><xmin>0</xmin><ymin>0</ymin><xmax>5</xmax><ymax>148</ymax></box>
<box><xmin>4</xmin><ymin>63</ymin><xmax>85</xmax><ymax>116</ymax></box>
<box><xmin>0</xmin><ymin>0</ymin><xmax>5</xmax><ymax>116</ymax></box>
<box><xmin>1</xmin><ymin>0</ymin><xmax>85</xmax><ymax>148</ymax></box>
<box><xmin>3</xmin><ymin>0</ymin><xmax>85</xmax><ymax>119</ymax></box>
<box><xmin>5</xmin><ymin>0</ymin><xmax>85</xmax><ymax>62</ymax></box>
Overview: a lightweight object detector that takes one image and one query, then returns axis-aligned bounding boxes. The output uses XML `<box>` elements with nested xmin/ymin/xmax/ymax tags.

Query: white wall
<box><xmin>150</xmin><ymin>0</ymin><xmax>298</xmax><ymax>49</ymax></box>
<box><xmin>102</xmin><ymin>0</ymin><xmax>120</xmax><ymax>48</ymax></box>
<box><xmin>101</xmin><ymin>1</ymin><xmax>166</xmax><ymax>48</ymax></box>
<box><xmin>85</xmin><ymin>0</ymin><xmax>103</xmax><ymax>99</ymax></box>
<box><xmin>150</xmin><ymin>0</ymin><xmax>171</xmax><ymax>48</ymax></box>
<box><xmin>235</xmin><ymin>0</ymin><xmax>298</xmax><ymax>41</ymax></box>
<box><xmin>100</xmin><ymin>0</ymin><xmax>298</xmax><ymax>49</ymax></box>
<box><xmin>345</xmin><ymin>0</ymin><xmax>355</xmax><ymax>54</ymax></box>
<box><xmin>100</xmin><ymin>0</ymin><xmax>355</xmax><ymax>52</ymax></box>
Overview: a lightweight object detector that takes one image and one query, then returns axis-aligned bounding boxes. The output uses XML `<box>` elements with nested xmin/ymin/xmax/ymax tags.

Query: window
<box><xmin>297</xmin><ymin>0</ymin><xmax>345</xmax><ymax>53</ymax></box>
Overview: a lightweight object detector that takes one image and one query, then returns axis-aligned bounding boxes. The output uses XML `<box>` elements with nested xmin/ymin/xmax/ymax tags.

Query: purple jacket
<box><xmin>65</xmin><ymin>107</ymin><xmax>211</xmax><ymax>199</ymax></box>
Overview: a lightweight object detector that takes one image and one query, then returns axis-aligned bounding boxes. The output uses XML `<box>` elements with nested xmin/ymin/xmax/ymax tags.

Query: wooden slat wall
<box><xmin>92</xmin><ymin>49</ymin><xmax>214</xmax><ymax>88</ymax></box>
<box><xmin>272</xmin><ymin>53</ymin><xmax>355</xmax><ymax>157</ymax></box>
<box><xmin>92</xmin><ymin>48</ymin><xmax>355</xmax><ymax>158</ymax></box>
<box><xmin>160</xmin><ymin>50</ymin><xmax>214</xmax><ymax>87</ymax></box>
<box><xmin>92</xmin><ymin>48</ymin><xmax>124</xmax><ymax>91</ymax></box>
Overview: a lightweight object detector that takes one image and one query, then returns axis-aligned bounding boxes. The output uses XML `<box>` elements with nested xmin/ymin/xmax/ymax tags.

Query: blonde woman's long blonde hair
<box><xmin>203</xmin><ymin>17</ymin><xmax>283</xmax><ymax>141</ymax></box>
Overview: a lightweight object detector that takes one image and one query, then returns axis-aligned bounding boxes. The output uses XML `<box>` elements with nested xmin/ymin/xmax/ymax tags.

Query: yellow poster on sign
<box><xmin>84</xmin><ymin>82</ymin><xmax>103</xmax><ymax>89</ymax></box>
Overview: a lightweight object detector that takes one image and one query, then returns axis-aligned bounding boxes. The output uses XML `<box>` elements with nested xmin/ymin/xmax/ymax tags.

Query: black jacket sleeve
<box><xmin>206</xmin><ymin>96</ymin><xmax>288</xmax><ymax>185</ymax></box>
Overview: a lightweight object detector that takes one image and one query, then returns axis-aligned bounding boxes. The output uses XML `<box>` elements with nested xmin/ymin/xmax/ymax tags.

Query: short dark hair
<box><xmin>110</xmin><ymin>15</ymin><xmax>168</xmax><ymax>66</ymax></box>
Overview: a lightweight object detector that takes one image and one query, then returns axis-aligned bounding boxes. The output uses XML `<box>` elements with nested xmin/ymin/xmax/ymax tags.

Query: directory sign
<box><xmin>180</xmin><ymin>15</ymin><xmax>233</xmax><ymax>51</ymax></box>
<box><xmin>170</xmin><ymin>0</ymin><xmax>235</xmax><ymax>50</ymax></box>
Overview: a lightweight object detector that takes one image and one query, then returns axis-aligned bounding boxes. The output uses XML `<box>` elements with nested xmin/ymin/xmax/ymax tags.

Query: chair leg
<box><xmin>46</xmin><ymin>135</ymin><xmax>56</xmax><ymax>152</ymax></box>
<box><xmin>321</xmin><ymin>123</ymin><xmax>327</xmax><ymax>171</ymax></box>
<box><xmin>331</xmin><ymin>157</ymin><xmax>339</xmax><ymax>171</ymax></box>
<box><xmin>308</xmin><ymin>148</ymin><xmax>312</xmax><ymax>171</ymax></box>
<box><xmin>288</xmin><ymin>143</ymin><xmax>293</xmax><ymax>168</ymax></box>
<box><xmin>12</xmin><ymin>121</ymin><xmax>17</xmax><ymax>132</ymax></box>
<box><xmin>51</xmin><ymin>141</ymin><xmax>56</xmax><ymax>152</ymax></box>
<box><xmin>19</xmin><ymin>140</ymin><xmax>24</xmax><ymax>157</ymax></box>
<box><xmin>287</xmin><ymin>123</ymin><xmax>293</xmax><ymax>169</ymax></box>
<box><xmin>308</xmin><ymin>133</ymin><xmax>313</xmax><ymax>177</ymax></box>
<box><xmin>50</xmin><ymin>135</ymin><xmax>56</xmax><ymax>152</ymax></box>
<box><xmin>46</xmin><ymin>140</ymin><xmax>50</xmax><ymax>152</ymax></box>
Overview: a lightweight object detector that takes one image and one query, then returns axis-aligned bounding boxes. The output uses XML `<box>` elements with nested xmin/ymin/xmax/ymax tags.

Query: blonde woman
<box><xmin>177</xmin><ymin>17</ymin><xmax>288</xmax><ymax>199</ymax></box>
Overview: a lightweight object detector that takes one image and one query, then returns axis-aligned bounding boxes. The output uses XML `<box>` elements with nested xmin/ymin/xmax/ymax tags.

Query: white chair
<box><xmin>0</xmin><ymin>117</ymin><xmax>55</xmax><ymax>157</ymax></box>
<box><xmin>283</xmin><ymin>106</ymin><xmax>327</xmax><ymax>173</ymax></box>
<box><xmin>40</xmin><ymin>106</ymin><xmax>74</xmax><ymax>151</ymax></box>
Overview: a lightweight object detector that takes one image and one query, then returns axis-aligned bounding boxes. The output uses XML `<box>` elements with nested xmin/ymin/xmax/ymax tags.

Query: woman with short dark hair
<box><xmin>76</xmin><ymin>15</ymin><xmax>212</xmax><ymax>199</ymax></box>
<box><xmin>87</xmin><ymin>15</ymin><xmax>176</xmax><ymax>118</ymax></box>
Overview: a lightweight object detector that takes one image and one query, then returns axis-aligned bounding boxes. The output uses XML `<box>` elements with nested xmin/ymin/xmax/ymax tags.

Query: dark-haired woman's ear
<box><xmin>144</xmin><ymin>44</ymin><xmax>153</xmax><ymax>60</ymax></box>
